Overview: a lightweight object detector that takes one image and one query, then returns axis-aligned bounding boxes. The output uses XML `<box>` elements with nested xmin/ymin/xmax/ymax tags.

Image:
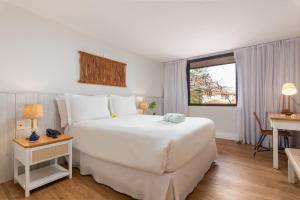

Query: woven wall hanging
<box><xmin>78</xmin><ymin>51</ymin><xmax>126</xmax><ymax>87</ymax></box>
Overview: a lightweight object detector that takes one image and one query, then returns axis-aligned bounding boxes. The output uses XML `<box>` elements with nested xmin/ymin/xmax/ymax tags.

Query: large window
<box><xmin>187</xmin><ymin>53</ymin><xmax>237</xmax><ymax>106</ymax></box>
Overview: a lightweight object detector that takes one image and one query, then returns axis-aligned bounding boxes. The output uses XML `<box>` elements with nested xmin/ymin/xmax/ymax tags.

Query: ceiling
<box><xmin>6</xmin><ymin>0</ymin><xmax>300</xmax><ymax>62</ymax></box>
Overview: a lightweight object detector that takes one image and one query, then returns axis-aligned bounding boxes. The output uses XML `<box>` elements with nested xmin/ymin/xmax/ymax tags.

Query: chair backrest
<box><xmin>253</xmin><ymin>112</ymin><xmax>263</xmax><ymax>132</ymax></box>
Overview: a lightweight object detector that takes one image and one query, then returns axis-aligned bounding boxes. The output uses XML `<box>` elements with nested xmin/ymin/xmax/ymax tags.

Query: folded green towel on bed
<box><xmin>163</xmin><ymin>113</ymin><xmax>186</xmax><ymax>123</ymax></box>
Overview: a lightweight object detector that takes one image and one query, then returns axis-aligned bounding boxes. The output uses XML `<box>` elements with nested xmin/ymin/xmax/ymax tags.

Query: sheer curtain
<box><xmin>164</xmin><ymin>59</ymin><xmax>188</xmax><ymax>115</ymax></box>
<box><xmin>235</xmin><ymin>38</ymin><xmax>300</xmax><ymax>144</ymax></box>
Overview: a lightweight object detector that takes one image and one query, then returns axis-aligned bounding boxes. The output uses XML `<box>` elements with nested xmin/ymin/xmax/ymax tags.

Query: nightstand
<box><xmin>13</xmin><ymin>134</ymin><xmax>73</xmax><ymax>197</ymax></box>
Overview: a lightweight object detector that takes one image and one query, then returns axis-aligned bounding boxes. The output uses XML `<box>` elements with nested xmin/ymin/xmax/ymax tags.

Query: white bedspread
<box><xmin>66</xmin><ymin>115</ymin><xmax>215</xmax><ymax>174</ymax></box>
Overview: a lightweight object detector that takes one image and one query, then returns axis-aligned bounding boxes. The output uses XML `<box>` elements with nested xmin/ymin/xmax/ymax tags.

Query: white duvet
<box><xmin>66</xmin><ymin>115</ymin><xmax>215</xmax><ymax>174</ymax></box>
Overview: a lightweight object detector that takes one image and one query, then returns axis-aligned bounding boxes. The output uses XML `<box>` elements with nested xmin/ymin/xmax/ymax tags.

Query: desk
<box><xmin>269</xmin><ymin>113</ymin><xmax>300</xmax><ymax>169</ymax></box>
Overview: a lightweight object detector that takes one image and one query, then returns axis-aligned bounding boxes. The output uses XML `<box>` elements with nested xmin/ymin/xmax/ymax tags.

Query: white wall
<box><xmin>189</xmin><ymin>107</ymin><xmax>238</xmax><ymax>141</ymax></box>
<box><xmin>0</xmin><ymin>3</ymin><xmax>164</xmax><ymax>97</ymax></box>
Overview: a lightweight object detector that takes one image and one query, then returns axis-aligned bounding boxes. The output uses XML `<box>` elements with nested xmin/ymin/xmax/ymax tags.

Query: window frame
<box><xmin>187</xmin><ymin>53</ymin><xmax>238</xmax><ymax>107</ymax></box>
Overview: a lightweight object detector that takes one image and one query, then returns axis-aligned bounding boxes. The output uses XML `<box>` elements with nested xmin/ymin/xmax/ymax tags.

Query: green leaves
<box><xmin>148</xmin><ymin>101</ymin><xmax>157</xmax><ymax>110</ymax></box>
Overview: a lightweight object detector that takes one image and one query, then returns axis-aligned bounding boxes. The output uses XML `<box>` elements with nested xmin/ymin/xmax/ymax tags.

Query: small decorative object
<box><xmin>29</xmin><ymin>129</ymin><xmax>39</xmax><ymax>141</ymax></box>
<box><xmin>23</xmin><ymin>104</ymin><xmax>44</xmax><ymax>141</ymax></box>
<box><xmin>111</xmin><ymin>112</ymin><xmax>117</xmax><ymax>119</ymax></box>
<box><xmin>148</xmin><ymin>101</ymin><xmax>157</xmax><ymax>115</ymax></box>
<box><xmin>281</xmin><ymin>83</ymin><xmax>297</xmax><ymax>115</ymax></box>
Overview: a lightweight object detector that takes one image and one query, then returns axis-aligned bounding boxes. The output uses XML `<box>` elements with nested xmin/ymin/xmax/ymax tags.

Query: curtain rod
<box><xmin>187</xmin><ymin>36</ymin><xmax>300</xmax><ymax>61</ymax></box>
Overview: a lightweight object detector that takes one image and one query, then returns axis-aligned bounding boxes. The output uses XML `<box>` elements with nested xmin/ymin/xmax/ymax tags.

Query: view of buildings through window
<box><xmin>189</xmin><ymin>63</ymin><xmax>237</xmax><ymax>105</ymax></box>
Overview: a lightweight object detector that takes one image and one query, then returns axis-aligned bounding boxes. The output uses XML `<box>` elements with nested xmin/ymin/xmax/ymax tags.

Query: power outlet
<box><xmin>16</xmin><ymin>120</ymin><xmax>25</xmax><ymax>131</ymax></box>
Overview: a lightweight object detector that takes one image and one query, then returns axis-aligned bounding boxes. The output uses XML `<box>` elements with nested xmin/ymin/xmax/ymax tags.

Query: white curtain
<box><xmin>235</xmin><ymin>38</ymin><xmax>300</xmax><ymax>145</ymax></box>
<box><xmin>164</xmin><ymin>59</ymin><xmax>188</xmax><ymax>115</ymax></box>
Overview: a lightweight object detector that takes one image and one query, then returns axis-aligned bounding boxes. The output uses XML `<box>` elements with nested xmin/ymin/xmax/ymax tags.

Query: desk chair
<box><xmin>253</xmin><ymin>112</ymin><xmax>291</xmax><ymax>157</ymax></box>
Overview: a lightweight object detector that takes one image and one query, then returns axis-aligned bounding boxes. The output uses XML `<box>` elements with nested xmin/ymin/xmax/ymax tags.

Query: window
<box><xmin>187</xmin><ymin>53</ymin><xmax>237</xmax><ymax>106</ymax></box>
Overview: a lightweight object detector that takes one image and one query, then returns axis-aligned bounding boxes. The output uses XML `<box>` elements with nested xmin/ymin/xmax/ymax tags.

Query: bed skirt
<box><xmin>73</xmin><ymin>139</ymin><xmax>217</xmax><ymax>200</ymax></box>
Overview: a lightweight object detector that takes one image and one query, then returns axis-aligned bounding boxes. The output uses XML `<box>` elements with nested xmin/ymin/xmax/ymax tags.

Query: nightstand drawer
<box><xmin>31</xmin><ymin>143</ymin><xmax>68</xmax><ymax>164</ymax></box>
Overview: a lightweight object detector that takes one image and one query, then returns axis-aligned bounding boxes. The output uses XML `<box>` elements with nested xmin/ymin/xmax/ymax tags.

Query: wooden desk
<box><xmin>269</xmin><ymin>113</ymin><xmax>300</xmax><ymax>169</ymax></box>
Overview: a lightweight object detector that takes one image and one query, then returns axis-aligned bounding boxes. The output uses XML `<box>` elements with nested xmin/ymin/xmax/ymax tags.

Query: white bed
<box><xmin>65</xmin><ymin>114</ymin><xmax>217</xmax><ymax>200</ymax></box>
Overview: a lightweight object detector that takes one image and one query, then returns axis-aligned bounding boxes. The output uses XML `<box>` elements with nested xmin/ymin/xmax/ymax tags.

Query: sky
<box><xmin>205</xmin><ymin>63</ymin><xmax>236</xmax><ymax>90</ymax></box>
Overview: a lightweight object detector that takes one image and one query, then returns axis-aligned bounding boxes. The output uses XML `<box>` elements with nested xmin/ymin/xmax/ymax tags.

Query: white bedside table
<box><xmin>13</xmin><ymin>134</ymin><xmax>73</xmax><ymax>197</ymax></box>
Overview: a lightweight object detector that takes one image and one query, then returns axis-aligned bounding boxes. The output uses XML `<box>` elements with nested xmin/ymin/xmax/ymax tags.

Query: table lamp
<box><xmin>23</xmin><ymin>104</ymin><xmax>44</xmax><ymax>141</ymax></box>
<box><xmin>281</xmin><ymin>83</ymin><xmax>297</xmax><ymax>115</ymax></box>
<box><xmin>138</xmin><ymin>101</ymin><xmax>149</xmax><ymax>114</ymax></box>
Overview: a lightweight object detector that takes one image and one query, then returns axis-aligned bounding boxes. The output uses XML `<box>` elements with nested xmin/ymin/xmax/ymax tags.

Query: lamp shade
<box><xmin>136</xmin><ymin>96</ymin><xmax>145</xmax><ymax>103</ymax></box>
<box><xmin>23</xmin><ymin>104</ymin><xmax>44</xmax><ymax>119</ymax></box>
<box><xmin>282</xmin><ymin>83</ymin><xmax>297</xmax><ymax>96</ymax></box>
<box><xmin>139</xmin><ymin>101</ymin><xmax>149</xmax><ymax>110</ymax></box>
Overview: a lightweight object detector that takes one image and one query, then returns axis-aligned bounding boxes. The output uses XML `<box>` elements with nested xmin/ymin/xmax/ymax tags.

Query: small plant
<box><xmin>148</xmin><ymin>101</ymin><xmax>157</xmax><ymax>115</ymax></box>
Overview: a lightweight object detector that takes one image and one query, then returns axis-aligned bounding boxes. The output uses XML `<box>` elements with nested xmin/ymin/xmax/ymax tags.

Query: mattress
<box><xmin>66</xmin><ymin>114</ymin><xmax>215</xmax><ymax>174</ymax></box>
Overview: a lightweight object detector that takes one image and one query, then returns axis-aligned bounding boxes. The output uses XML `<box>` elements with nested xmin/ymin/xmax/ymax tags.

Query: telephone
<box><xmin>46</xmin><ymin>129</ymin><xmax>61</xmax><ymax>138</ymax></box>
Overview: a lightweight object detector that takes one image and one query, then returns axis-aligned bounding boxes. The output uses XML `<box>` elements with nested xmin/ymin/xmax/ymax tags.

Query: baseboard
<box><xmin>216</xmin><ymin>131</ymin><xmax>239</xmax><ymax>141</ymax></box>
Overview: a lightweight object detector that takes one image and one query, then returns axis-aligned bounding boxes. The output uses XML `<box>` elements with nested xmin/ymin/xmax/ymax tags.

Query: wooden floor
<box><xmin>1</xmin><ymin>139</ymin><xmax>300</xmax><ymax>200</ymax></box>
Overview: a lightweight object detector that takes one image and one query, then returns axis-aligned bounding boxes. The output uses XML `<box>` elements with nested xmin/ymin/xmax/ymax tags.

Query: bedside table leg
<box><xmin>68</xmin><ymin>154</ymin><xmax>72</xmax><ymax>179</ymax></box>
<box><xmin>14</xmin><ymin>158</ymin><xmax>18</xmax><ymax>184</ymax></box>
<box><xmin>68</xmin><ymin>141</ymin><xmax>72</xmax><ymax>179</ymax></box>
<box><xmin>25</xmin><ymin>162</ymin><xmax>30</xmax><ymax>197</ymax></box>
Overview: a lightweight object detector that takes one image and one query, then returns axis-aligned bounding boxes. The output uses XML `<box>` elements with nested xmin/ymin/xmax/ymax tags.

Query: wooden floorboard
<box><xmin>2</xmin><ymin>139</ymin><xmax>300</xmax><ymax>200</ymax></box>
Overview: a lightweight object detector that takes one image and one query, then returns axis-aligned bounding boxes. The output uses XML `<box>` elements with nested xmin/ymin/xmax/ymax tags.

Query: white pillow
<box><xmin>66</xmin><ymin>94</ymin><xmax>110</xmax><ymax>124</ymax></box>
<box><xmin>110</xmin><ymin>95</ymin><xmax>138</xmax><ymax>116</ymax></box>
<box><xmin>56</xmin><ymin>96</ymin><xmax>69</xmax><ymax>128</ymax></box>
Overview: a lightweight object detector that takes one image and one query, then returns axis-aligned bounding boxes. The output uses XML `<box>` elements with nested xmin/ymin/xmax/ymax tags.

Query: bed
<box><xmin>65</xmin><ymin>114</ymin><xmax>217</xmax><ymax>200</ymax></box>
<box><xmin>57</xmin><ymin>94</ymin><xmax>217</xmax><ymax>200</ymax></box>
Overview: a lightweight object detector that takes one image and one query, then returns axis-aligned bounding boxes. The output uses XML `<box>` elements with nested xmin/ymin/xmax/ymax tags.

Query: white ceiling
<box><xmin>6</xmin><ymin>0</ymin><xmax>300</xmax><ymax>62</ymax></box>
